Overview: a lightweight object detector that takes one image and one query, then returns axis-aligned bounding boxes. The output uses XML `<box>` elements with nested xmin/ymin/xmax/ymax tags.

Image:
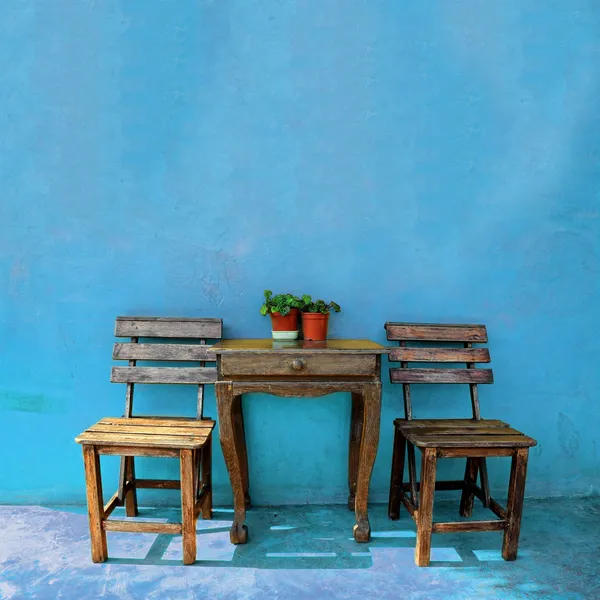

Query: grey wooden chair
<box><xmin>385</xmin><ymin>322</ymin><xmax>536</xmax><ymax>566</ymax></box>
<box><xmin>75</xmin><ymin>316</ymin><xmax>222</xmax><ymax>564</ymax></box>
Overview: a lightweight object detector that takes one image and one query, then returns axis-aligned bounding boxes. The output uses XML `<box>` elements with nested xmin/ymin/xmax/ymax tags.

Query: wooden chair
<box><xmin>75</xmin><ymin>316</ymin><xmax>222</xmax><ymax>565</ymax></box>
<box><xmin>385</xmin><ymin>322</ymin><xmax>537</xmax><ymax>566</ymax></box>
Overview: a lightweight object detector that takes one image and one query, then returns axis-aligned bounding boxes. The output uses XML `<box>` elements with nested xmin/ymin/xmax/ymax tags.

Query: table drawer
<box><xmin>221</xmin><ymin>354</ymin><xmax>377</xmax><ymax>377</ymax></box>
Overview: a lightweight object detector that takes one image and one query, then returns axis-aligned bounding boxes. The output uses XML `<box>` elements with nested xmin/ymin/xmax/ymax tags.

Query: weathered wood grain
<box><xmin>82</xmin><ymin>446</ymin><xmax>108</xmax><ymax>563</ymax></box>
<box><xmin>111</xmin><ymin>366</ymin><xmax>217</xmax><ymax>385</ymax></box>
<box><xmin>221</xmin><ymin>354</ymin><xmax>376</xmax><ymax>377</ymax></box>
<box><xmin>210</xmin><ymin>338</ymin><xmax>387</xmax><ymax>353</ymax></box>
<box><xmin>395</xmin><ymin>418</ymin><xmax>508</xmax><ymax>429</ymax></box>
<box><xmin>502</xmin><ymin>448</ymin><xmax>529</xmax><ymax>560</ymax></box>
<box><xmin>115</xmin><ymin>317</ymin><xmax>222</xmax><ymax>339</ymax></box>
<box><xmin>180</xmin><ymin>449</ymin><xmax>197</xmax><ymax>564</ymax></box>
<box><xmin>348</xmin><ymin>393</ymin><xmax>364</xmax><ymax>511</ymax></box>
<box><xmin>390</xmin><ymin>368</ymin><xmax>493</xmax><ymax>384</ymax></box>
<box><xmin>406</xmin><ymin>433</ymin><xmax>536</xmax><ymax>448</ymax></box>
<box><xmin>95</xmin><ymin>445</ymin><xmax>180</xmax><ymax>457</ymax></box>
<box><xmin>389</xmin><ymin>347</ymin><xmax>491</xmax><ymax>363</ymax></box>
<box><xmin>459</xmin><ymin>457</ymin><xmax>479</xmax><ymax>517</ymax></box>
<box><xmin>353</xmin><ymin>382</ymin><xmax>381</xmax><ymax>543</ymax></box>
<box><xmin>388</xmin><ymin>428</ymin><xmax>406</xmax><ymax>520</ymax></box>
<box><xmin>200</xmin><ymin>436</ymin><xmax>212</xmax><ymax>519</ymax></box>
<box><xmin>385</xmin><ymin>322</ymin><xmax>488</xmax><ymax>343</ymax></box>
<box><xmin>77</xmin><ymin>431</ymin><xmax>210</xmax><ymax>449</ymax></box>
<box><xmin>102</xmin><ymin>520</ymin><xmax>182</xmax><ymax>534</ymax></box>
<box><xmin>99</xmin><ymin>417</ymin><xmax>215</xmax><ymax>428</ymax></box>
<box><xmin>113</xmin><ymin>343</ymin><xmax>215</xmax><ymax>362</ymax></box>
<box><xmin>88</xmin><ymin>423</ymin><xmax>213</xmax><ymax>437</ymax></box>
<box><xmin>437</xmin><ymin>447</ymin><xmax>515</xmax><ymax>458</ymax></box>
<box><xmin>432</xmin><ymin>520</ymin><xmax>506</xmax><ymax>533</ymax></box>
<box><xmin>415</xmin><ymin>448</ymin><xmax>437</xmax><ymax>567</ymax></box>
<box><xmin>136</xmin><ymin>478</ymin><xmax>181</xmax><ymax>489</ymax></box>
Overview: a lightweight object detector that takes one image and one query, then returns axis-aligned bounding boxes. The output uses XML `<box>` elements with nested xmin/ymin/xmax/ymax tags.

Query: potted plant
<box><xmin>300</xmin><ymin>295</ymin><xmax>341</xmax><ymax>341</ymax></box>
<box><xmin>260</xmin><ymin>290</ymin><xmax>303</xmax><ymax>340</ymax></box>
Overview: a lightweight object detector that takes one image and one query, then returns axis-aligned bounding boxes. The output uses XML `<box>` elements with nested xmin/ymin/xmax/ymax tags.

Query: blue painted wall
<box><xmin>1</xmin><ymin>1</ymin><xmax>599</xmax><ymax>506</ymax></box>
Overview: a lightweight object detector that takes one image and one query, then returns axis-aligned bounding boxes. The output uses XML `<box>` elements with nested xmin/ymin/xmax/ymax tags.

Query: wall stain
<box><xmin>0</xmin><ymin>391</ymin><xmax>67</xmax><ymax>414</ymax></box>
<box><xmin>557</xmin><ymin>412</ymin><xmax>580</xmax><ymax>458</ymax></box>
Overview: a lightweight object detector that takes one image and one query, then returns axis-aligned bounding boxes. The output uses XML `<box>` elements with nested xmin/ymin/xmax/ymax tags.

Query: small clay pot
<box><xmin>270</xmin><ymin>308</ymin><xmax>299</xmax><ymax>340</ymax></box>
<box><xmin>301</xmin><ymin>312</ymin><xmax>329</xmax><ymax>341</ymax></box>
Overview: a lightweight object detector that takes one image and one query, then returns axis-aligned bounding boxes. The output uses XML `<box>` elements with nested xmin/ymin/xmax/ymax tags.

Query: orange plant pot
<box><xmin>270</xmin><ymin>308</ymin><xmax>299</xmax><ymax>332</ymax></box>
<box><xmin>301</xmin><ymin>312</ymin><xmax>329</xmax><ymax>341</ymax></box>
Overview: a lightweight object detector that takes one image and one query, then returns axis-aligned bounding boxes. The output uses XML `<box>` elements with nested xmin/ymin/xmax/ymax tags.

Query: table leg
<box><xmin>348</xmin><ymin>392</ymin><xmax>364</xmax><ymax>511</ymax></box>
<box><xmin>353</xmin><ymin>381</ymin><xmax>381</xmax><ymax>542</ymax></box>
<box><xmin>233</xmin><ymin>394</ymin><xmax>251</xmax><ymax>509</ymax></box>
<box><xmin>216</xmin><ymin>382</ymin><xmax>248</xmax><ymax>544</ymax></box>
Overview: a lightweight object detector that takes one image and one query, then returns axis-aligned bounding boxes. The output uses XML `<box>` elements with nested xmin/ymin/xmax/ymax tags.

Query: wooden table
<box><xmin>209</xmin><ymin>338</ymin><xmax>386</xmax><ymax>544</ymax></box>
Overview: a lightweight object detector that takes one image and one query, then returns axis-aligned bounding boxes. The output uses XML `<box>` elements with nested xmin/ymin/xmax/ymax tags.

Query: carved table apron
<box><xmin>209</xmin><ymin>339</ymin><xmax>386</xmax><ymax>544</ymax></box>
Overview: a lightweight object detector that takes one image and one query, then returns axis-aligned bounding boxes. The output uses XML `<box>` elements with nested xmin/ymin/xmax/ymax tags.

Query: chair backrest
<box><xmin>385</xmin><ymin>322</ymin><xmax>492</xmax><ymax>420</ymax></box>
<box><xmin>112</xmin><ymin>316</ymin><xmax>223</xmax><ymax>419</ymax></box>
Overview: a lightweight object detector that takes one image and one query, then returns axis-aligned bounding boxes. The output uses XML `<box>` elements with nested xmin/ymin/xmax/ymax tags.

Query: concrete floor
<box><xmin>0</xmin><ymin>498</ymin><xmax>598</xmax><ymax>600</ymax></box>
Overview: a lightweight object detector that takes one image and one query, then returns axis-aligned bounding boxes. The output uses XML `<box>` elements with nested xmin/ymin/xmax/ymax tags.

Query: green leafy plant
<box><xmin>301</xmin><ymin>295</ymin><xmax>341</xmax><ymax>314</ymax></box>
<box><xmin>260</xmin><ymin>290</ymin><xmax>304</xmax><ymax>316</ymax></box>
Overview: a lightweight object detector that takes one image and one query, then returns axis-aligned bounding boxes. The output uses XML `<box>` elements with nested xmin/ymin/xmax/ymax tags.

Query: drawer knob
<box><xmin>291</xmin><ymin>359</ymin><xmax>305</xmax><ymax>371</ymax></box>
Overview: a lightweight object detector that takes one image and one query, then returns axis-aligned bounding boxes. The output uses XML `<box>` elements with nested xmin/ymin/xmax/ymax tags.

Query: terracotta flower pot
<box><xmin>301</xmin><ymin>312</ymin><xmax>329</xmax><ymax>341</ymax></box>
<box><xmin>270</xmin><ymin>309</ymin><xmax>299</xmax><ymax>340</ymax></box>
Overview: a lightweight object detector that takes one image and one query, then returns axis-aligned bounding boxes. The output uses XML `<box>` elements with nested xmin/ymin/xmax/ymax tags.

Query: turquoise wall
<box><xmin>1</xmin><ymin>1</ymin><xmax>599</xmax><ymax>506</ymax></box>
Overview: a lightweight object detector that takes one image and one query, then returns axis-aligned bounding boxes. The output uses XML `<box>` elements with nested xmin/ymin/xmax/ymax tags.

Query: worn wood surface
<box><xmin>405</xmin><ymin>432</ymin><xmax>537</xmax><ymax>448</ymax></box>
<box><xmin>232</xmin><ymin>395</ymin><xmax>251</xmax><ymax>510</ymax></box>
<box><xmin>216</xmin><ymin>382</ymin><xmax>248</xmax><ymax>544</ymax></box>
<box><xmin>389</xmin><ymin>347</ymin><xmax>491</xmax><ymax>363</ymax></box>
<box><xmin>88</xmin><ymin>423</ymin><xmax>213</xmax><ymax>437</ymax></box>
<box><xmin>437</xmin><ymin>447</ymin><xmax>515</xmax><ymax>458</ymax></box>
<box><xmin>385</xmin><ymin>322</ymin><xmax>488</xmax><ymax>343</ymax></box>
<box><xmin>200</xmin><ymin>436</ymin><xmax>213</xmax><ymax>519</ymax></box>
<box><xmin>82</xmin><ymin>446</ymin><xmax>108</xmax><ymax>563</ymax></box>
<box><xmin>99</xmin><ymin>417</ymin><xmax>215</xmax><ymax>428</ymax></box>
<box><xmin>231</xmin><ymin>380</ymin><xmax>372</xmax><ymax>397</ymax></box>
<box><xmin>353</xmin><ymin>382</ymin><xmax>381</xmax><ymax>543</ymax></box>
<box><xmin>180</xmin><ymin>449</ymin><xmax>197</xmax><ymax>564</ymax></box>
<box><xmin>102</xmin><ymin>520</ymin><xmax>183</xmax><ymax>534</ymax></box>
<box><xmin>123</xmin><ymin>455</ymin><xmax>138</xmax><ymax>517</ymax></box>
<box><xmin>210</xmin><ymin>339</ymin><xmax>387</xmax><ymax>353</ymax></box>
<box><xmin>221</xmin><ymin>354</ymin><xmax>377</xmax><ymax>377</ymax></box>
<box><xmin>390</xmin><ymin>368</ymin><xmax>493</xmax><ymax>384</ymax></box>
<box><xmin>111</xmin><ymin>366</ymin><xmax>218</xmax><ymax>385</ymax></box>
<box><xmin>348</xmin><ymin>393</ymin><xmax>364</xmax><ymax>511</ymax></box>
<box><xmin>136</xmin><ymin>478</ymin><xmax>181</xmax><ymax>489</ymax></box>
<box><xmin>459</xmin><ymin>457</ymin><xmax>479</xmax><ymax>517</ymax></box>
<box><xmin>502</xmin><ymin>448</ymin><xmax>529</xmax><ymax>560</ymax></box>
<box><xmin>395</xmin><ymin>418</ymin><xmax>508</xmax><ymax>429</ymax></box>
<box><xmin>113</xmin><ymin>343</ymin><xmax>215</xmax><ymax>362</ymax></box>
<box><xmin>103</xmin><ymin>491</ymin><xmax>121</xmax><ymax>519</ymax></box>
<box><xmin>115</xmin><ymin>317</ymin><xmax>222</xmax><ymax>339</ymax></box>
<box><xmin>415</xmin><ymin>448</ymin><xmax>437</xmax><ymax>567</ymax></box>
<box><xmin>77</xmin><ymin>431</ymin><xmax>211</xmax><ymax>449</ymax></box>
<box><xmin>388</xmin><ymin>428</ymin><xmax>406</xmax><ymax>520</ymax></box>
<box><xmin>432</xmin><ymin>520</ymin><xmax>506</xmax><ymax>533</ymax></box>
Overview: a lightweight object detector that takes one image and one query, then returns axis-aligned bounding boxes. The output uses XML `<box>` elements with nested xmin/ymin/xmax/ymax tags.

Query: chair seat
<box><xmin>394</xmin><ymin>418</ymin><xmax>509</xmax><ymax>430</ymax></box>
<box><xmin>401</xmin><ymin>424</ymin><xmax>536</xmax><ymax>449</ymax></box>
<box><xmin>75</xmin><ymin>417</ymin><xmax>215</xmax><ymax>450</ymax></box>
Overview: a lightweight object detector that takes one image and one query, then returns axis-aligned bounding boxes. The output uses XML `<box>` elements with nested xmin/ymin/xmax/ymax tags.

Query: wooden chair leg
<box><xmin>180</xmin><ymin>449</ymin><xmax>197</xmax><ymax>565</ymax></box>
<box><xmin>388</xmin><ymin>428</ymin><xmax>406</xmax><ymax>520</ymax></box>
<box><xmin>459</xmin><ymin>457</ymin><xmax>479</xmax><ymax>517</ymax></box>
<box><xmin>407</xmin><ymin>442</ymin><xmax>418</xmax><ymax>507</ymax></box>
<box><xmin>124</xmin><ymin>456</ymin><xmax>138</xmax><ymax>517</ymax></box>
<box><xmin>200</xmin><ymin>436</ymin><xmax>212</xmax><ymax>519</ymax></box>
<box><xmin>415</xmin><ymin>448</ymin><xmax>436</xmax><ymax>567</ymax></box>
<box><xmin>502</xmin><ymin>448</ymin><xmax>529</xmax><ymax>561</ymax></box>
<box><xmin>82</xmin><ymin>446</ymin><xmax>108</xmax><ymax>563</ymax></box>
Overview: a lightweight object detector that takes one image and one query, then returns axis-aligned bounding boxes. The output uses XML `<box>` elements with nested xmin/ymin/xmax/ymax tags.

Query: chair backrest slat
<box><xmin>389</xmin><ymin>347</ymin><xmax>490</xmax><ymax>363</ymax></box>
<box><xmin>385</xmin><ymin>322</ymin><xmax>491</xmax><ymax>421</ymax></box>
<box><xmin>112</xmin><ymin>316</ymin><xmax>223</xmax><ymax>420</ymax></box>
<box><xmin>115</xmin><ymin>317</ymin><xmax>222</xmax><ymax>339</ymax></box>
<box><xmin>390</xmin><ymin>368</ymin><xmax>493</xmax><ymax>385</ymax></box>
<box><xmin>111</xmin><ymin>366</ymin><xmax>218</xmax><ymax>385</ymax></box>
<box><xmin>113</xmin><ymin>343</ymin><xmax>214</xmax><ymax>362</ymax></box>
<box><xmin>385</xmin><ymin>322</ymin><xmax>487</xmax><ymax>343</ymax></box>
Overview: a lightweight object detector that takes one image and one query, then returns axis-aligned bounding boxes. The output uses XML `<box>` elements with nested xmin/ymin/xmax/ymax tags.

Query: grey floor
<box><xmin>0</xmin><ymin>498</ymin><xmax>598</xmax><ymax>599</ymax></box>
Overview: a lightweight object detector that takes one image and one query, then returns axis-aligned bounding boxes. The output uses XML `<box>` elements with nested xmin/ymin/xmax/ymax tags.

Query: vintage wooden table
<box><xmin>209</xmin><ymin>338</ymin><xmax>386</xmax><ymax>544</ymax></box>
